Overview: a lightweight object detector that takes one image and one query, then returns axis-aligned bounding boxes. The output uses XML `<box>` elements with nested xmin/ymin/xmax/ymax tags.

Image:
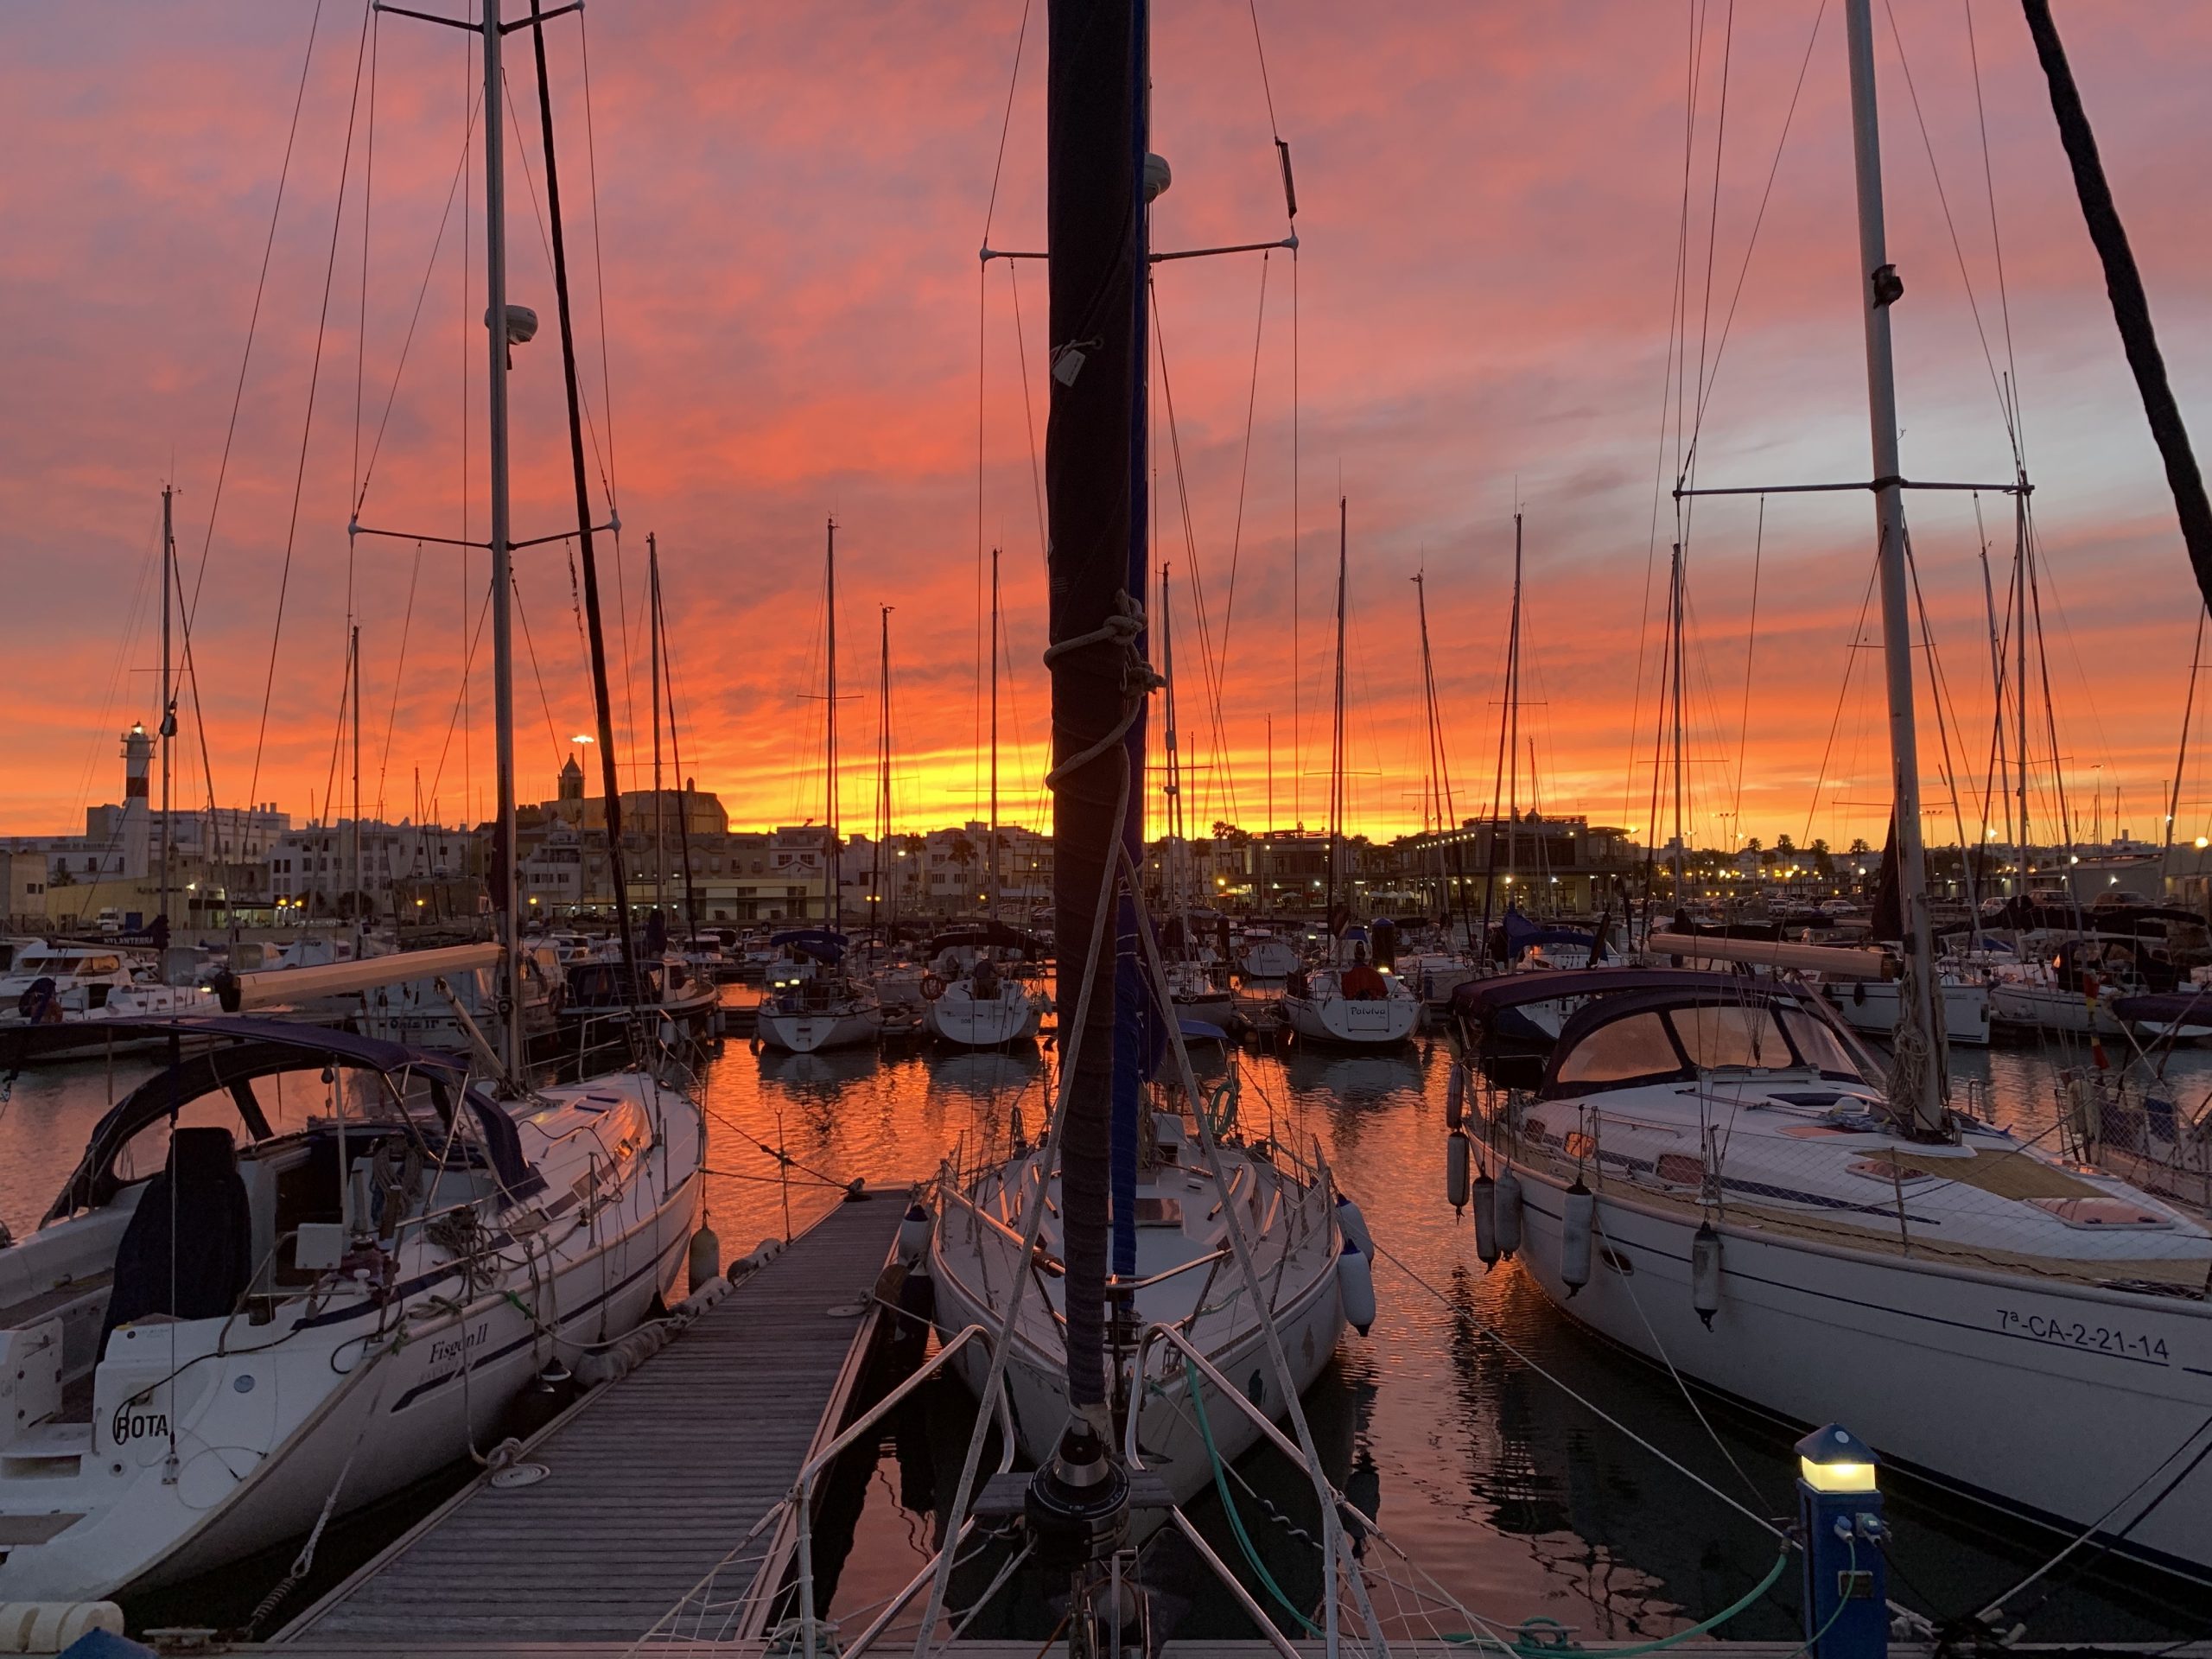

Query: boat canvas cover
<box><xmin>41</xmin><ymin>1015</ymin><xmax>530</xmax><ymax>1219</ymax></box>
<box><xmin>1452</xmin><ymin>966</ymin><xmax>1731</xmax><ymax>1024</ymax></box>
<box><xmin>770</xmin><ymin>928</ymin><xmax>849</xmax><ymax>964</ymax></box>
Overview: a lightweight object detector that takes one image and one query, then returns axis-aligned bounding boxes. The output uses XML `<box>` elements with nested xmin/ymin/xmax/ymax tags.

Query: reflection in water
<box><xmin>4</xmin><ymin>1009</ymin><xmax>2205</xmax><ymax>1643</ymax></box>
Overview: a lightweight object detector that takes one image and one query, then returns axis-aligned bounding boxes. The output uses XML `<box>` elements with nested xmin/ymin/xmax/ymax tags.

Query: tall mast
<box><xmin>1414</xmin><ymin>569</ymin><xmax>1468</xmax><ymax>934</ymax></box>
<box><xmin>1976</xmin><ymin>538</ymin><xmax>2013</xmax><ymax>874</ymax></box>
<box><xmin>530</xmin><ymin>0</ymin><xmax>645</xmax><ymax>1043</ymax></box>
<box><xmin>823</xmin><ymin>517</ymin><xmax>839</xmax><ymax>927</ymax></box>
<box><xmin>1669</xmin><ymin>539</ymin><xmax>1687</xmax><ymax>904</ymax></box>
<box><xmin>351</xmin><ymin>623</ymin><xmax>363</xmax><ymax>936</ymax></box>
<box><xmin>1507</xmin><ymin>512</ymin><xmax>1522</xmax><ymax>893</ymax></box>
<box><xmin>1846</xmin><ymin>0</ymin><xmax>1944</xmax><ymax>1133</ymax></box>
<box><xmin>2015</xmin><ymin>497</ymin><xmax>2031</xmax><ymax>893</ymax></box>
<box><xmin>158</xmin><ymin>484</ymin><xmax>175</xmax><ymax>937</ymax></box>
<box><xmin>2167</xmin><ymin>612</ymin><xmax>2203</xmax><ymax>856</ymax></box>
<box><xmin>1160</xmin><ymin>563</ymin><xmax>1181</xmax><ymax>925</ymax></box>
<box><xmin>651</xmin><ymin>532</ymin><xmax>666</xmax><ymax>919</ymax></box>
<box><xmin>1327</xmin><ymin>496</ymin><xmax>1347</xmax><ymax>944</ymax></box>
<box><xmin>483</xmin><ymin>0</ymin><xmax>522</xmax><ymax>1087</ymax></box>
<box><xmin>988</xmin><ymin>544</ymin><xmax>1001</xmax><ymax>921</ymax></box>
<box><xmin>876</xmin><ymin>605</ymin><xmax>893</xmax><ymax>942</ymax></box>
<box><xmin>1042</xmin><ymin>0</ymin><xmax>1146</xmax><ymax>1427</ymax></box>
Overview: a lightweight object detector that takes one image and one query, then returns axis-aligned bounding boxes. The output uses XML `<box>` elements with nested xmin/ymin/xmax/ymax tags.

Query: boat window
<box><xmin>1776</xmin><ymin>1009</ymin><xmax>1864</xmax><ymax>1078</ymax></box>
<box><xmin>114</xmin><ymin>1095</ymin><xmax>257</xmax><ymax>1184</ymax></box>
<box><xmin>1555</xmin><ymin>1012</ymin><xmax>1682</xmax><ymax>1085</ymax></box>
<box><xmin>1673</xmin><ymin>1003</ymin><xmax>1789</xmax><ymax>1071</ymax></box>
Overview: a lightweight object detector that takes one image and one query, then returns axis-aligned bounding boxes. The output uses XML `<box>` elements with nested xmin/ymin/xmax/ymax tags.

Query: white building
<box><xmin>269</xmin><ymin>820</ymin><xmax>472</xmax><ymax>919</ymax></box>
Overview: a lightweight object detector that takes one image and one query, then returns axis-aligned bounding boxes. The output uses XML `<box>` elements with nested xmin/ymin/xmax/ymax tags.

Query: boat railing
<box><xmin>630</xmin><ymin>1324</ymin><xmax>1015</xmax><ymax>1659</ymax></box>
<box><xmin>1121</xmin><ymin>1319</ymin><xmax>1390</xmax><ymax>1659</ymax></box>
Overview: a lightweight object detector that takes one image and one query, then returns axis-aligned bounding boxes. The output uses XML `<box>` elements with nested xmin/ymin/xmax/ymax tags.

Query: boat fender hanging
<box><xmin>0</xmin><ymin>1602</ymin><xmax>125</xmax><ymax>1653</ymax></box>
<box><xmin>1495</xmin><ymin>1166</ymin><xmax>1523</xmax><ymax>1259</ymax></box>
<box><xmin>898</xmin><ymin>1200</ymin><xmax>933</xmax><ymax>1262</ymax></box>
<box><xmin>1853</xmin><ymin>981</ymin><xmax>1866</xmax><ymax>1006</ymax></box>
<box><xmin>1472</xmin><ymin>1169</ymin><xmax>1499</xmax><ymax>1266</ymax></box>
<box><xmin>1691</xmin><ymin>1221</ymin><xmax>1723</xmax><ymax>1330</ymax></box>
<box><xmin>1337</xmin><ymin>1238</ymin><xmax>1377</xmax><ymax>1336</ymax></box>
<box><xmin>1333</xmin><ymin>1190</ymin><xmax>1374</xmax><ymax>1258</ymax></box>
<box><xmin>687</xmin><ymin>1223</ymin><xmax>721</xmax><ymax>1289</ymax></box>
<box><xmin>1446</xmin><ymin>1059</ymin><xmax>1467</xmax><ymax>1130</ymax></box>
<box><xmin>1445</xmin><ymin>1133</ymin><xmax>1471</xmax><ymax>1211</ymax></box>
<box><xmin>1560</xmin><ymin>1181</ymin><xmax>1595</xmax><ymax>1297</ymax></box>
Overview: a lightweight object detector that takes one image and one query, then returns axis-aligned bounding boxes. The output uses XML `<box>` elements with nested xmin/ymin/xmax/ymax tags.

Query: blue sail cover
<box><xmin>1503</xmin><ymin>907</ymin><xmax>1602</xmax><ymax>961</ymax></box>
<box><xmin>769</xmin><ymin>928</ymin><xmax>849</xmax><ymax>964</ymax></box>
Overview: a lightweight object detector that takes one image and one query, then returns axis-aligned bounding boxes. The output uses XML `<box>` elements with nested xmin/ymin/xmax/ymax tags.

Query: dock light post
<box><xmin>1796</xmin><ymin>1423</ymin><xmax>1888</xmax><ymax>1659</ymax></box>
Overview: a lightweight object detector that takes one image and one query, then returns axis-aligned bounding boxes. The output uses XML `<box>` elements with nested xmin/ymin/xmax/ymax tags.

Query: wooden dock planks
<box><xmin>281</xmin><ymin>1198</ymin><xmax>903</xmax><ymax>1647</ymax></box>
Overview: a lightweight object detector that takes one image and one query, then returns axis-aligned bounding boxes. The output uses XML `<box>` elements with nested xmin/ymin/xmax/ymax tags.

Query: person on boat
<box><xmin>1340</xmin><ymin>945</ymin><xmax>1388</xmax><ymax>1001</ymax></box>
<box><xmin>971</xmin><ymin>954</ymin><xmax>1002</xmax><ymax>999</ymax></box>
<box><xmin>1286</xmin><ymin>964</ymin><xmax>1311</xmax><ymax>1000</ymax></box>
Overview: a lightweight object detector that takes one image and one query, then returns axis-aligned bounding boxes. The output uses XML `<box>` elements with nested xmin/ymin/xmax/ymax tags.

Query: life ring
<box><xmin>922</xmin><ymin>974</ymin><xmax>947</xmax><ymax>1001</ymax></box>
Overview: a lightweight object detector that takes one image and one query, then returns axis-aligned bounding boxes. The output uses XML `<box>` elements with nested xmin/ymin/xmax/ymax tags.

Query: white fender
<box><xmin>1333</xmin><ymin>1191</ymin><xmax>1374</xmax><ymax>1259</ymax></box>
<box><xmin>1472</xmin><ymin>1171</ymin><xmax>1498</xmax><ymax>1266</ymax></box>
<box><xmin>1445</xmin><ymin>1059</ymin><xmax>1467</xmax><ymax>1130</ymax></box>
<box><xmin>898</xmin><ymin>1200</ymin><xmax>934</xmax><ymax>1262</ymax></box>
<box><xmin>1445</xmin><ymin>1133</ymin><xmax>1471</xmax><ymax>1211</ymax></box>
<box><xmin>1560</xmin><ymin>1181</ymin><xmax>1594</xmax><ymax>1297</ymax></box>
<box><xmin>687</xmin><ymin>1223</ymin><xmax>721</xmax><ymax>1290</ymax></box>
<box><xmin>1495</xmin><ymin>1166</ymin><xmax>1523</xmax><ymax>1258</ymax></box>
<box><xmin>1337</xmin><ymin>1239</ymin><xmax>1377</xmax><ymax>1336</ymax></box>
<box><xmin>1692</xmin><ymin>1220</ymin><xmax>1723</xmax><ymax>1329</ymax></box>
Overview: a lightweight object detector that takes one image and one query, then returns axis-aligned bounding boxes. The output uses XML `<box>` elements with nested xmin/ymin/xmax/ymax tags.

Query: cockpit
<box><xmin>1541</xmin><ymin>989</ymin><xmax>1866</xmax><ymax>1098</ymax></box>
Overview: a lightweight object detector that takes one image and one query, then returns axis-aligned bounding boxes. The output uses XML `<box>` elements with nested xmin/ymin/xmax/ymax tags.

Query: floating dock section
<box><xmin>276</xmin><ymin>1198</ymin><xmax>902</xmax><ymax>1648</ymax></box>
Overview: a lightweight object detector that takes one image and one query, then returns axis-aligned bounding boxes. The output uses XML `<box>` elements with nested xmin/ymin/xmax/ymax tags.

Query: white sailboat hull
<box><xmin>1237</xmin><ymin>938</ymin><xmax>1303</xmax><ymax>980</ymax></box>
<box><xmin>1827</xmin><ymin>978</ymin><xmax>1993</xmax><ymax>1047</ymax></box>
<box><xmin>1281</xmin><ymin>991</ymin><xmax>1421</xmax><ymax>1046</ymax></box>
<box><xmin>755</xmin><ymin>1003</ymin><xmax>882</xmax><ymax>1053</ymax></box>
<box><xmin>1510</xmin><ymin>1166</ymin><xmax>2212</xmax><ymax>1580</ymax></box>
<box><xmin>1991</xmin><ymin>980</ymin><xmax>2126</xmax><ymax>1038</ymax></box>
<box><xmin>931</xmin><ymin>1254</ymin><xmax>1342</xmax><ymax>1504</ymax></box>
<box><xmin>923</xmin><ymin>988</ymin><xmax>1039</xmax><ymax>1049</ymax></box>
<box><xmin>0</xmin><ymin>1079</ymin><xmax>702</xmax><ymax>1603</ymax></box>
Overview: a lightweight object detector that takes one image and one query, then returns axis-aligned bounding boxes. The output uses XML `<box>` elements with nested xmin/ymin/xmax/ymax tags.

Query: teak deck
<box><xmin>277</xmin><ymin>1198</ymin><xmax>903</xmax><ymax>1648</ymax></box>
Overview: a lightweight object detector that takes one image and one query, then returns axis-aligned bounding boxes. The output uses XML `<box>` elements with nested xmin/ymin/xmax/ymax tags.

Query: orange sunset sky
<box><xmin>4</xmin><ymin>3</ymin><xmax>2211</xmax><ymax>852</ymax></box>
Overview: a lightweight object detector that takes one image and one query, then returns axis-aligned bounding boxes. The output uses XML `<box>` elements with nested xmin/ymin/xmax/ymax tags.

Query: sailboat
<box><xmin>923</xmin><ymin>545</ymin><xmax>1044</xmax><ymax>1050</ymax></box>
<box><xmin>1471</xmin><ymin>2</ymin><xmax>2212</xmax><ymax>1583</ymax></box>
<box><xmin>1404</xmin><ymin>568</ymin><xmax>1483</xmax><ymax>1011</ymax></box>
<box><xmin>1281</xmin><ymin>499</ymin><xmax>1421</xmax><ymax>1047</ymax></box>
<box><xmin>757</xmin><ymin>520</ymin><xmax>885</xmax><ymax>1055</ymax></box>
<box><xmin>926</xmin><ymin>12</ymin><xmax>1350</xmax><ymax>1524</ymax></box>
<box><xmin>0</xmin><ymin>10</ymin><xmax>706</xmax><ymax>1604</ymax></box>
<box><xmin>1154</xmin><ymin>563</ymin><xmax>1235</xmax><ymax>1030</ymax></box>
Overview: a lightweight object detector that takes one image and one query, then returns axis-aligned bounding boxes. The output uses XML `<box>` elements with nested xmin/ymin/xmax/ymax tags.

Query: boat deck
<box><xmin>277</xmin><ymin>1198</ymin><xmax>904</xmax><ymax>1648</ymax></box>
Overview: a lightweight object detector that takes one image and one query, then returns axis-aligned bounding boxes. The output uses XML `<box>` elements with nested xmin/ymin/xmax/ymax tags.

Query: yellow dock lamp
<box><xmin>1795</xmin><ymin>1423</ymin><xmax>1887</xmax><ymax>1658</ymax></box>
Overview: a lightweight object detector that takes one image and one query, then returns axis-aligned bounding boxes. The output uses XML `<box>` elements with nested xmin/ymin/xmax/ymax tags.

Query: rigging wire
<box><xmin>512</xmin><ymin>575</ymin><xmax>571</xmax><ymax>771</ymax></box>
<box><xmin>1963</xmin><ymin>0</ymin><xmax>2024</xmax><ymax>465</ymax></box>
<box><xmin>1676</xmin><ymin>0</ymin><xmax>1828</xmax><ymax>480</ymax></box>
<box><xmin>1800</xmin><ymin>554</ymin><xmax>1885</xmax><ymax>852</ymax></box>
<box><xmin>577</xmin><ymin>16</ymin><xmax>639</xmax><ymax>790</ymax></box>
<box><xmin>376</xmin><ymin>543</ymin><xmax>425</xmax><ymax>820</ymax></box>
<box><xmin>185</xmin><ymin>0</ymin><xmax>328</xmax><ymax>628</ymax></box>
<box><xmin>1624</xmin><ymin>0</ymin><xmax>1707</xmax><ymax>838</ymax></box>
<box><xmin>1217</xmin><ymin>250</ymin><xmax>1273</xmax><ymax>707</ymax></box>
<box><xmin>241</xmin><ymin>0</ymin><xmax>377</xmax><ymax>843</ymax></box>
<box><xmin>1730</xmin><ymin>498</ymin><xmax>1763</xmax><ymax>841</ymax></box>
<box><xmin>1147</xmin><ymin>283</ymin><xmax>1243</xmax><ymax>827</ymax></box>
<box><xmin>1878</xmin><ymin>0</ymin><xmax>2022</xmax><ymax>455</ymax></box>
<box><xmin>353</xmin><ymin>91</ymin><xmax>481</xmax><ymax>514</ymax></box>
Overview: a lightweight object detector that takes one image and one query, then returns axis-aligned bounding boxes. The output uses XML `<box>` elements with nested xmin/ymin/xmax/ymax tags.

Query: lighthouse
<box><xmin>120</xmin><ymin>722</ymin><xmax>152</xmax><ymax>879</ymax></box>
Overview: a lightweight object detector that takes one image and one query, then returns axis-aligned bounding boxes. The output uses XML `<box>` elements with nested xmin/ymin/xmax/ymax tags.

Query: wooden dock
<box><xmin>276</xmin><ymin>1197</ymin><xmax>904</xmax><ymax>1649</ymax></box>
